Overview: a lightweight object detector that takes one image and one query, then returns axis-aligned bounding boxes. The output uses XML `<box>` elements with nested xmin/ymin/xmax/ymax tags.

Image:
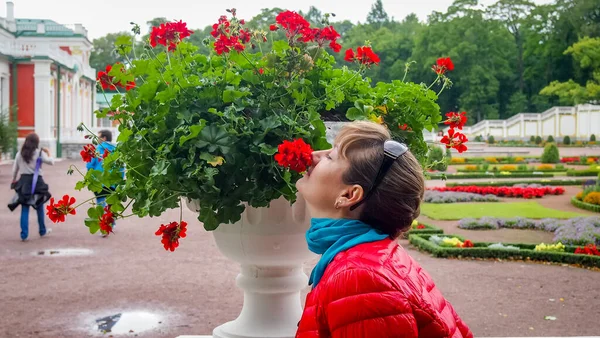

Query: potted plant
<box><xmin>48</xmin><ymin>9</ymin><xmax>468</xmax><ymax>338</ymax></box>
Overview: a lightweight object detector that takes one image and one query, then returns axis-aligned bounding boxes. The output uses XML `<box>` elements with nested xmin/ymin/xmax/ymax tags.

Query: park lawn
<box><xmin>421</xmin><ymin>201</ymin><xmax>586</xmax><ymax>220</ymax></box>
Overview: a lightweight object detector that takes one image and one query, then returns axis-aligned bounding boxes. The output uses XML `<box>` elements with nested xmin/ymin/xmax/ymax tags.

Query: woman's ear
<box><xmin>336</xmin><ymin>184</ymin><xmax>365</xmax><ymax>209</ymax></box>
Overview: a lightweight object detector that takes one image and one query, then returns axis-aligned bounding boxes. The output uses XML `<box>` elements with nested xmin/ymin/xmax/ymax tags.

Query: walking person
<box><xmin>9</xmin><ymin>133</ymin><xmax>54</xmax><ymax>242</ymax></box>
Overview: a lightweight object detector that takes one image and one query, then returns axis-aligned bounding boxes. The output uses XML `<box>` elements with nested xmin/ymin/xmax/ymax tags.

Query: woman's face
<box><xmin>296</xmin><ymin>147</ymin><xmax>362</xmax><ymax>218</ymax></box>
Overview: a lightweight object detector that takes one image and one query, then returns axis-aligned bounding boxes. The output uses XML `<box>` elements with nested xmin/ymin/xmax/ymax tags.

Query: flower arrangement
<box><xmin>50</xmin><ymin>10</ymin><xmax>467</xmax><ymax>250</ymax></box>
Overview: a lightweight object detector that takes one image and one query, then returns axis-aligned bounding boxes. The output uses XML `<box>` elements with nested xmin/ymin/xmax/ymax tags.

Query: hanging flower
<box><xmin>155</xmin><ymin>221</ymin><xmax>188</xmax><ymax>252</ymax></box>
<box><xmin>46</xmin><ymin>195</ymin><xmax>76</xmax><ymax>223</ymax></box>
<box><xmin>80</xmin><ymin>144</ymin><xmax>96</xmax><ymax>163</ymax></box>
<box><xmin>97</xmin><ymin>65</ymin><xmax>117</xmax><ymax>90</ymax></box>
<box><xmin>274</xmin><ymin>139</ymin><xmax>313</xmax><ymax>173</ymax></box>
<box><xmin>441</xmin><ymin>128</ymin><xmax>468</xmax><ymax>153</ymax></box>
<box><xmin>432</xmin><ymin>57</ymin><xmax>454</xmax><ymax>75</ymax></box>
<box><xmin>444</xmin><ymin>112</ymin><xmax>467</xmax><ymax>130</ymax></box>
<box><xmin>344</xmin><ymin>46</ymin><xmax>380</xmax><ymax>66</ymax></box>
<box><xmin>150</xmin><ymin>20</ymin><xmax>193</xmax><ymax>51</ymax></box>
<box><xmin>99</xmin><ymin>206</ymin><xmax>115</xmax><ymax>235</ymax></box>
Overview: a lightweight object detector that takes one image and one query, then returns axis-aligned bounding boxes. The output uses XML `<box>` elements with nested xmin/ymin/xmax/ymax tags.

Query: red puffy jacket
<box><xmin>296</xmin><ymin>238</ymin><xmax>473</xmax><ymax>338</ymax></box>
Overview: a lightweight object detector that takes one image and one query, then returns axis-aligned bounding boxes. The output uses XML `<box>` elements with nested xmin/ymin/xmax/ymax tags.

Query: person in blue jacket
<box><xmin>86</xmin><ymin>129</ymin><xmax>124</xmax><ymax>236</ymax></box>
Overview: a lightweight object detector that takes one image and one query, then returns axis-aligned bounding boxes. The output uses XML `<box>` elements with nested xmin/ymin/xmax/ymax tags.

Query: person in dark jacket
<box><xmin>295</xmin><ymin>121</ymin><xmax>472</xmax><ymax>337</ymax></box>
<box><xmin>10</xmin><ymin>133</ymin><xmax>54</xmax><ymax>242</ymax></box>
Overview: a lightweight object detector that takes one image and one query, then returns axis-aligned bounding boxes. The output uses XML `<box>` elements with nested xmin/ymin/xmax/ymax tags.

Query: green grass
<box><xmin>421</xmin><ymin>201</ymin><xmax>586</xmax><ymax>220</ymax></box>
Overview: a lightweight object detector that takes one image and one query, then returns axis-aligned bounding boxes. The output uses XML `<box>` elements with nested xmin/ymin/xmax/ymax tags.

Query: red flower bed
<box><xmin>561</xmin><ymin>156</ymin><xmax>598</xmax><ymax>163</ymax></box>
<box><xmin>429</xmin><ymin>186</ymin><xmax>565</xmax><ymax>199</ymax></box>
<box><xmin>574</xmin><ymin>244</ymin><xmax>600</xmax><ymax>256</ymax></box>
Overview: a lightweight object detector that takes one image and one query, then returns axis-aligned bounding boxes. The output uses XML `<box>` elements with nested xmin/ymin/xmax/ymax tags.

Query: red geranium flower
<box><xmin>99</xmin><ymin>206</ymin><xmax>115</xmax><ymax>235</ymax></box>
<box><xmin>274</xmin><ymin>139</ymin><xmax>313</xmax><ymax>173</ymax></box>
<box><xmin>440</xmin><ymin>128</ymin><xmax>468</xmax><ymax>153</ymax></box>
<box><xmin>344</xmin><ymin>48</ymin><xmax>355</xmax><ymax>62</ymax></box>
<box><xmin>269</xmin><ymin>24</ymin><xmax>278</xmax><ymax>31</ymax></box>
<box><xmin>155</xmin><ymin>221</ymin><xmax>188</xmax><ymax>252</ymax></box>
<box><xmin>80</xmin><ymin>144</ymin><xmax>96</xmax><ymax>163</ymax></box>
<box><xmin>97</xmin><ymin>64</ymin><xmax>135</xmax><ymax>91</ymax></box>
<box><xmin>444</xmin><ymin>112</ymin><xmax>467</xmax><ymax>130</ymax></box>
<box><xmin>417</xmin><ymin>224</ymin><xmax>426</xmax><ymax>229</ymax></box>
<box><xmin>462</xmin><ymin>240</ymin><xmax>474</xmax><ymax>248</ymax></box>
<box><xmin>344</xmin><ymin>46</ymin><xmax>380</xmax><ymax>66</ymax></box>
<box><xmin>275</xmin><ymin>11</ymin><xmax>311</xmax><ymax>39</ymax></box>
<box><xmin>46</xmin><ymin>195</ymin><xmax>76</xmax><ymax>223</ymax></box>
<box><xmin>432</xmin><ymin>57</ymin><xmax>454</xmax><ymax>75</ymax></box>
<box><xmin>150</xmin><ymin>20</ymin><xmax>193</xmax><ymax>51</ymax></box>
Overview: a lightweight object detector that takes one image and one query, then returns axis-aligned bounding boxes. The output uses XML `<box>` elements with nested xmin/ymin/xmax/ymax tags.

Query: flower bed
<box><xmin>427</xmin><ymin>172</ymin><xmax>554</xmax><ymax>180</ymax></box>
<box><xmin>449</xmin><ymin>156</ymin><xmax>540</xmax><ymax>165</ymax></box>
<box><xmin>561</xmin><ymin>156</ymin><xmax>599</xmax><ymax>164</ymax></box>
<box><xmin>571</xmin><ymin>197</ymin><xmax>600</xmax><ymax>213</ymax></box>
<box><xmin>408</xmin><ymin>234</ymin><xmax>600</xmax><ymax>268</ymax></box>
<box><xmin>457</xmin><ymin>216</ymin><xmax>600</xmax><ymax>245</ymax></box>
<box><xmin>446</xmin><ymin>179</ymin><xmax>592</xmax><ymax>187</ymax></box>
<box><xmin>424</xmin><ymin>190</ymin><xmax>499</xmax><ymax>203</ymax></box>
<box><xmin>400</xmin><ymin>221</ymin><xmax>444</xmax><ymax>239</ymax></box>
<box><xmin>567</xmin><ymin>167</ymin><xmax>600</xmax><ymax>176</ymax></box>
<box><xmin>429</xmin><ymin>185</ymin><xmax>564</xmax><ymax>198</ymax></box>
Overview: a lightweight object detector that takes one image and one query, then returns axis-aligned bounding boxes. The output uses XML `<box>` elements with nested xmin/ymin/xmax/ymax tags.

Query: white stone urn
<box><xmin>187</xmin><ymin>196</ymin><xmax>316</xmax><ymax>338</ymax></box>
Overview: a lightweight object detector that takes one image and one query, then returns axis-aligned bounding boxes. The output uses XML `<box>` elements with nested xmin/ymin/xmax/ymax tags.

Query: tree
<box><xmin>0</xmin><ymin>108</ymin><xmax>16</xmax><ymax>155</ymax></box>
<box><xmin>540</xmin><ymin>37</ymin><xmax>600</xmax><ymax>104</ymax></box>
<box><xmin>89</xmin><ymin>32</ymin><xmax>131</xmax><ymax>71</ymax></box>
<box><xmin>366</xmin><ymin>0</ymin><xmax>389</xmax><ymax>27</ymax></box>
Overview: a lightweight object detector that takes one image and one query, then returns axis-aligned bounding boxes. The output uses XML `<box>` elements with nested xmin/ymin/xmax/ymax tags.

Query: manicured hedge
<box><xmin>427</xmin><ymin>173</ymin><xmax>554</xmax><ymax>180</ymax></box>
<box><xmin>401</xmin><ymin>223</ymin><xmax>444</xmax><ymax>239</ymax></box>
<box><xmin>408</xmin><ymin>234</ymin><xmax>600</xmax><ymax>268</ymax></box>
<box><xmin>571</xmin><ymin>197</ymin><xmax>600</xmax><ymax>213</ymax></box>
<box><xmin>456</xmin><ymin>169</ymin><xmax>566</xmax><ymax>173</ymax></box>
<box><xmin>446</xmin><ymin>179</ymin><xmax>592</xmax><ymax>187</ymax></box>
<box><xmin>567</xmin><ymin>169</ymin><xmax>600</xmax><ymax>177</ymax></box>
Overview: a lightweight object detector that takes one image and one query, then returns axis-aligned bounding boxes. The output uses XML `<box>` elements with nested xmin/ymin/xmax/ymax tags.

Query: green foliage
<box><xmin>427</xmin><ymin>146</ymin><xmax>447</xmax><ymax>171</ymax></box>
<box><xmin>446</xmin><ymin>179</ymin><xmax>589</xmax><ymax>187</ymax></box>
<box><xmin>591</xmin><ymin>134</ymin><xmax>597</xmax><ymax>142</ymax></box>
<box><xmin>535</xmin><ymin>135</ymin><xmax>542</xmax><ymax>144</ymax></box>
<box><xmin>541</xmin><ymin>143</ymin><xmax>560</xmax><ymax>163</ymax></box>
<box><xmin>563</xmin><ymin>135</ymin><xmax>571</xmax><ymax>145</ymax></box>
<box><xmin>428</xmin><ymin>172</ymin><xmax>553</xmax><ymax>180</ymax></box>
<box><xmin>474</xmin><ymin>135</ymin><xmax>483</xmax><ymax>142</ymax></box>
<box><xmin>547</xmin><ymin>135</ymin><xmax>555</xmax><ymax>143</ymax></box>
<box><xmin>0</xmin><ymin>108</ymin><xmax>16</xmax><ymax>155</ymax></box>
<box><xmin>529</xmin><ymin>135</ymin><xmax>536</xmax><ymax>143</ymax></box>
<box><xmin>571</xmin><ymin>197</ymin><xmax>600</xmax><ymax>213</ymax></box>
<box><xmin>487</xmin><ymin>135</ymin><xmax>495</xmax><ymax>144</ymax></box>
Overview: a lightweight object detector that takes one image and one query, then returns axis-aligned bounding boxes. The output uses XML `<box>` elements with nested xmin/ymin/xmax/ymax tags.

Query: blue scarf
<box><xmin>306</xmin><ymin>218</ymin><xmax>389</xmax><ymax>287</ymax></box>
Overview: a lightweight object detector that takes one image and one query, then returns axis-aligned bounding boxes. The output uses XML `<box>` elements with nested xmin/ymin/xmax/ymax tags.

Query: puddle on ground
<box><xmin>35</xmin><ymin>248</ymin><xmax>93</xmax><ymax>256</ymax></box>
<box><xmin>95</xmin><ymin>311</ymin><xmax>162</xmax><ymax>335</ymax></box>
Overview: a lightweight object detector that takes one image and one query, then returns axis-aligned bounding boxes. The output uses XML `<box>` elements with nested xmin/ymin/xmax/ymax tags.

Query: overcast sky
<box><xmin>4</xmin><ymin>0</ymin><xmax>556</xmax><ymax>40</ymax></box>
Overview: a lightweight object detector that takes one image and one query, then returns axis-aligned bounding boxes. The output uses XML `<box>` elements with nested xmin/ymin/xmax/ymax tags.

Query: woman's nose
<box><xmin>311</xmin><ymin>150</ymin><xmax>329</xmax><ymax>164</ymax></box>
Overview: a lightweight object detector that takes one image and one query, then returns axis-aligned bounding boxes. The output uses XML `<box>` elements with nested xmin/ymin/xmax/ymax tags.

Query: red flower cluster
<box><xmin>99</xmin><ymin>206</ymin><xmax>115</xmax><ymax>235</ymax></box>
<box><xmin>155</xmin><ymin>221</ymin><xmax>188</xmax><ymax>252</ymax></box>
<box><xmin>461</xmin><ymin>240</ymin><xmax>474</xmax><ymax>248</ymax></box>
<box><xmin>432</xmin><ymin>57</ymin><xmax>454</xmax><ymax>75</ymax></box>
<box><xmin>344</xmin><ymin>46</ymin><xmax>380</xmax><ymax>66</ymax></box>
<box><xmin>46</xmin><ymin>195</ymin><xmax>76</xmax><ymax>223</ymax></box>
<box><xmin>561</xmin><ymin>156</ymin><xmax>598</xmax><ymax>163</ymax></box>
<box><xmin>210</xmin><ymin>14</ymin><xmax>250</xmax><ymax>54</ymax></box>
<box><xmin>440</xmin><ymin>128</ymin><xmax>468</xmax><ymax>153</ymax></box>
<box><xmin>399</xmin><ymin>123</ymin><xmax>411</xmax><ymax>131</ymax></box>
<box><xmin>271</xmin><ymin>11</ymin><xmax>342</xmax><ymax>52</ymax></box>
<box><xmin>574</xmin><ymin>244</ymin><xmax>600</xmax><ymax>256</ymax></box>
<box><xmin>97</xmin><ymin>64</ymin><xmax>136</xmax><ymax>91</ymax></box>
<box><xmin>417</xmin><ymin>224</ymin><xmax>426</xmax><ymax>229</ymax></box>
<box><xmin>80</xmin><ymin>144</ymin><xmax>96</xmax><ymax>163</ymax></box>
<box><xmin>150</xmin><ymin>20</ymin><xmax>193</xmax><ymax>51</ymax></box>
<box><xmin>429</xmin><ymin>186</ymin><xmax>565</xmax><ymax>199</ymax></box>
<box><xmin>444</xmin><ymin>112</ymin><xmax>467</xmax><ymax>130</ymax></box>
<box><xmin>274</xmin><ymin>138</ymin><xmax>313</xmax><ymax>173</ymax></box>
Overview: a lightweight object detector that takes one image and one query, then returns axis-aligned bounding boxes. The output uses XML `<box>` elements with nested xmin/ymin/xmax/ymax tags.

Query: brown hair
<box><xmin>21</xmin><ymin>133</ymin><xmax>40</xmax><ymax>164</ymax></box>
<box><xmin>336</xmin><ymin>121</ymin><xmax>425</xmax><ymax>238</ymax></box>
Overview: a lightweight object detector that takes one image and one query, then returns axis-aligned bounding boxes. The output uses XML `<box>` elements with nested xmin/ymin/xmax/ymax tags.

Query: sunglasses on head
<box><xmin>350</xmin><ymin>140</ymin><xmax>408</xmax><ymax>211</ymax></box>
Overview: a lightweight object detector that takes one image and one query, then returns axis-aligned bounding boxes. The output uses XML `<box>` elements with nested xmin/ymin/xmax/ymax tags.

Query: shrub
<box><xmin>474</xmin><ymin>135</ymin><xmax>483</xmax><ymax>142</ymax></box>
<box><xmin>563</xmin><ymin>135</ymin><xmax>571</xmax><ymax>145</ymax></box>
<box><xmin>488</xmin><ymin>135</ymin><xmax>495</xmax><ymax>144</ymax></box>
<box><xmin>465</xmin><ymin>165</ymin><xmax>479</xmax><ymax>171</ymax></box>
<box><xmin>576</xmin><ymin>191</ymin><xmax>584</xmax><ymax>200</ymax></box>
<box><xmin>481</xmin><ymin>162</ymin><xmax>490</xmax><ymax>171</ymax></box>
<box><xmin>584</xmin><ymin>192</ymin><xmax>600</xmax><ymax>205</ymax></box>
<box><xmin>547</xmin><ymin>135</ymin><xmax>555</xmax><ymax>143</ymax></box>
<box><xmin>537</xmin><ymin>164</ymin><xmax>554</xmax><ymax>170</ymax></box>
<box><xmin>571</xmin><ymin>197</ymin><xmax>600</xmax><ymax>213</ymax></box>
<box><xmin>535</xmin><ymin>135</ymin><xmax>542</xmax><ymax>144</ymax></box>
<box><xmin>485</xmin><ymin>157</ymin><xmax>498</xmax><ymax>163</ymax></box>
<box><xmin>588</xmin><ymin>158</ymin><xmax>597</xmax><ymax>164</ymax></box>
<box><xmin>591</xmin><ymin>134</ymin><xmax>597</xmax><ymax>142</ymax></box>
<box><xmin>499</xmin><ymin>165</ymin><xmax>517</xmax><ymax>171</ymax></box>
<box><xmin>427</xmin><ymin>146</ymin><xmax>447</xmax><ymax>171</ymax></box>
<box><xmin>529</xmin><ymin>135</ymin><xmax>536</xmax><ymax>143</ymax></box>
<box><xmin>450</xmin><ymin>157</ymin><xmax>466</xmax><ymax>164</ymax></box>
<box><xmin>445</xmin><ymin>148</ymin><xmax>452</xmax><ymax>161</ymax></box>
<box><xmin>515</xmin><ymin>157</ymin><xmax>525</xmax><ymax>163</ymax></box>
<box><xmin>0</xmin><ymin>109</ymin><xmax>17</xmax><ymax>155</ymax></box>
<box><xmin>541</xmin><ymin>143</ymin><xmax>560</xmax><ymax>163</ymax></box>
<box><xmin>518</xmin><ymin>164</ymin><xmax>528</xmax><ymax>171</ymax></box>
<box><xmin>556</xmin><ymin>164</ymin><xmax>564</xmax><ymax>169</ymax></box>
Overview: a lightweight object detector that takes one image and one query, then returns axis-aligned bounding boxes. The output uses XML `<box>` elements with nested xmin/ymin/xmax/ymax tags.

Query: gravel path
<box><xmin>1</xmin><ymin>160</ymin><xmax>598</xmax><ymax>337</ymax></box>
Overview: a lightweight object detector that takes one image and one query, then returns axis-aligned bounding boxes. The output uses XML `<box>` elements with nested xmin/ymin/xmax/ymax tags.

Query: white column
<box><xmin>33</xmin><ymin>59</ymin><xmax>55</xmax><ymax>155</ymax></box>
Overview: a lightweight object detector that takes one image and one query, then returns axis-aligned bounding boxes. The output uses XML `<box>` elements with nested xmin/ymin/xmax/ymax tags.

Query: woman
<box><xmin>296</xmin><ymin>121</ymin><xmax>472</xmax><ymax>338</ymax></box>
<box><xmin>10</xmin><ymin>133</ymin><xmax>54</xmax><ymax>241</ymax></box>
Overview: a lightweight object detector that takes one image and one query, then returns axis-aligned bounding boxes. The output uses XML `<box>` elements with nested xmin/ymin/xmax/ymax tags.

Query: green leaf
<box><xmin>199</xmin><ymin>206</ymin><xmax>219</xmax><ymax>231</ymax></box>
<box><xmin>179</xmin><ymin>120</ymin><xmax>207</xmax><ymax>146</ymax></box>
<box><xmin>115</xmin><ymin>35</ymin><xmax>133</xmax><ymax>55</ymax></box>
<box><xmin>150</xmin><ymin>160</ymin><xmax>170</xmax><ymax>177</ymax></box>
<box><xmin>272</xmin><ymin>40</ymin><xmax>290</xmax><ymax>53</ymax></box>
<box><xmin>110</xmin><ymin>202</ymin><xmax>125</xmax><ymax>213</ymax></box>
<box><xmin>196</xmin><ymin>125</ymin><xmax>233</xmax><ymax>154</ymax></box>
<box><xmin>346</xmin><ymin>107</ymin><xmax>366</xmax><ymax>120</ymax></box>
<box><xmin>117</xmin><ymin>128</ymin><xmax>133</xmax><ymax>143</ymax></box>
<box><xmin>223</xmin><ymin>89</ymin><xmax>249</xmax><ymax>103</ymax></box>
<box><xmin>283</xmin><ymin>170</ymin><xmax>291</xmax><ymax>184</ymax></box>
<box><xmin>259</xmin><ymin>115</ymin><xmax>282</xmax><ymax>132</ymax></box>
<box><xmin>259</xmin><ymin>143</ymin><xmax>277</xmax><ymax>156</ymax></box>
<box><xmin>242</xmin><ymin>70</ymin><xmax>260</xmax><ymax>84</ymax></box>
<box><xmin>110</xmin><ymin>94</ymin><xmax>123</xmax><ymax>111</ymax></box>
<box><xmin>85</xmin><ymin>218</ymin><xmax>100</xmax><ymax>234</ymax></box>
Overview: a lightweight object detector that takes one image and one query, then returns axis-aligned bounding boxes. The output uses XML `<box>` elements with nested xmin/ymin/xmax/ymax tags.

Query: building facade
<box><xmin>0</xmin><ymin>0</ymin><xmax>97</xmax><ymax>158</ymax></box>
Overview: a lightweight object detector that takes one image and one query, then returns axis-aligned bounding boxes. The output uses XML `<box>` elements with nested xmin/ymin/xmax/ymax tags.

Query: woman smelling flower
<box><xmin>295</xmin><ymin>121</ymin><xmax>472</xmax><ymax>337</ymax></box>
